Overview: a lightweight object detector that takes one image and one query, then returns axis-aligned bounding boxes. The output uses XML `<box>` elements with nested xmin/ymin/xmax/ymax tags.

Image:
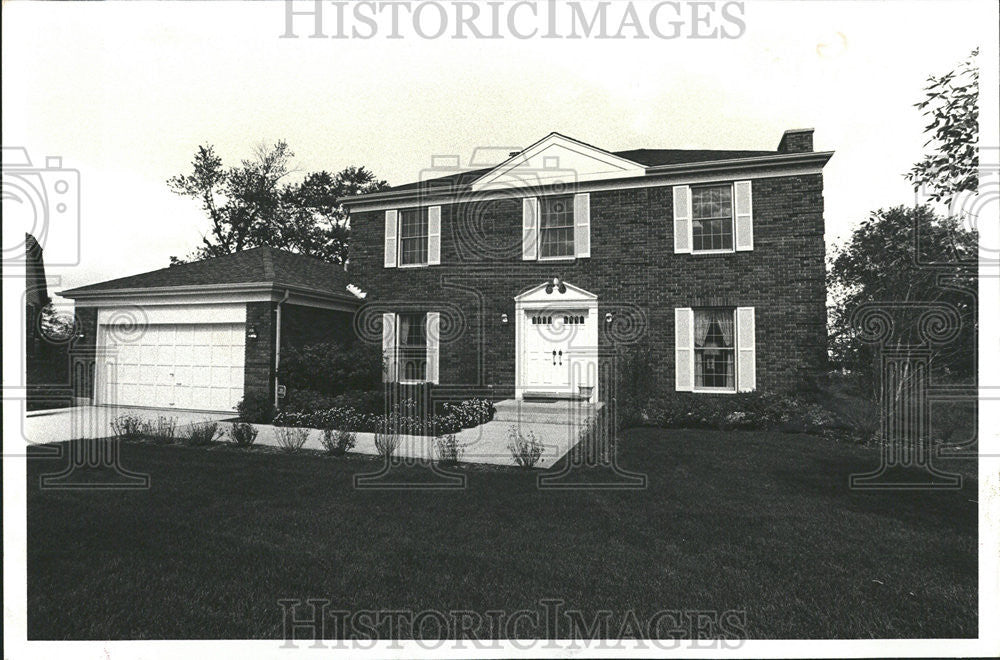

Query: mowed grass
<box><xmin>27</xmin><ymin>429</ymin><xmax>977</xmax><ymax>639</ymax></box>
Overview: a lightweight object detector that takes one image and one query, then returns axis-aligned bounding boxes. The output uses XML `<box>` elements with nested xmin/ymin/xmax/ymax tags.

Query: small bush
<box><xmin>110</xmin><ymin>414</ymin><xmax>144</xmax><ymax>442</ymax></box>
<box><xmin>187</xmin><ymin>421</ymin><xmax>222</xmax><ymax>446</ymax></box>
<box><xmin>507</xmin><ymin>425</ymin><xmax>544</xmax><ymax>469</ymax></box>
<box><xmin>441</xmin><ymin>399</ymin><xmax>496</xmax><ymax>429</ymax></box>
<box><xmin>435</xmin><ymin>434</ymin><xmax>463</xmax><ymax>465</ymax></box>
<box><xmin>236</xmin><ymin>392</ymin><xmax>275</xmax><ymax>424</ymax></box>
<box><xmin>374</xmin><ymin>423</ymin><xmax>400</xmax><ymax>459</ymax></box>
<box><xmin>275</xmin><ymin>426</ymin><xmax>310</xmax><ymax>453</ymax></box>
<box><xmin>141</xmin><ymin>416</ymin><xmax>178</xmax><ymax>444</ymax></box>
<box><xmin>321</xmin><ymin>428</ymin><xmax>357</xmax><ymax>456</ymax></box>
<box><xmin>228</xmin><ymin>422</ymin><xmax>258</xmax><ymax>448</ymax></box>
<box><xmin>278</xmin><ymin>341</ymin><xmax>382</xmax><ymax>398</ymax></box>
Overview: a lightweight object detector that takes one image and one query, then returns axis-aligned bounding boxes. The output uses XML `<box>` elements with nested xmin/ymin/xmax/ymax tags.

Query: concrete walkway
<box><xmin>21</xmin><ymin>400</ymin><xmax>602</xmax><ymax>468</ymax></box>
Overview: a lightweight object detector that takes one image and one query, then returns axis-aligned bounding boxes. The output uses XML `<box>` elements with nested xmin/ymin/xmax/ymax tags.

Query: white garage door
<box><xmin>97</xmin><ymin>323</ymin><xmax>246</xmax><ymax>412</ymax></box>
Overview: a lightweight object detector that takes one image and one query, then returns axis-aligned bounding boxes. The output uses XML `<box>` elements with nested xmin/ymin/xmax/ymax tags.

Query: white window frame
<box><xmin>395</xmin><ymin>311</ymin><xmax>429</xmax><ymax>384</ymax></box>
<box><xmin>692</xmin><ymin>307</ymin><xmax>738</xmax><ymax>394</ymax></box>
<box><xmin>690</xmin><ymin>183</ymin><xmax>736</xmax><ymax>255</ymax></box>
<box><xmin>537</xmin><ymin>194</ymin><xmax>577</xmax><ymax>262</ymax></box>
<box><xmin>397</xmin><ymin>207</ymin><xmax>430</xmax><ymax>268</ymax></box>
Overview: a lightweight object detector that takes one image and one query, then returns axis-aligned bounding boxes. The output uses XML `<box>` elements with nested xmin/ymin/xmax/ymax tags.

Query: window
<box><xmin>399</xmin><ymin>208</ymin><xmax>428</xmax><ymax>266</ymax></box>
<box><xmin>691</xmin><ymin>185</ymin><xmax>733</xmax><ymax>252</ymax></box>
<box><xmin>694</xmin><ymin>308</ymin><xmax>735</xmax><ymax>390</ymax></box>
<box><xmin>539</xmin><ymin>195</ymin><xmax>575</xmax><ymax>259</ymax></box>
<box><xmin>397</xmin><ymin>312</ymin><xmax>427</xmax><ymax>381</ymax></box>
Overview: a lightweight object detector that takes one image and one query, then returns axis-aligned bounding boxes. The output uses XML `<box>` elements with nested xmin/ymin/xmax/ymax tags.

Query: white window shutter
<box><xmin>574</xmin><ymin>192</ymin><xmax>590</xmax><ymax>258</ymax></box>
<box><xmin>426</xmin><ymin>312</ymin><xmax>440</xmax><ymax>384</ymax></box>
<box><xmin>384</xmin><ymin>210</ymin><xmax>398</xmax><ymax>268</ymax></box>
<box><xmin>736</xmin><ymin>307</ymin><xmax>756</xmax><ymax>392</ymax></box>
<box><xmin>382</xmin><ymin>312</ymin><xmax>396</xmax><ymax>383</ymax></box>
<box><xmin>674</xmin><ymin>307</ymin><xmax>694</xmax><ymax>391</ymax></box>
<box><xmin>734</xmin><ymin>181</ymin><xmax>753</xmax><ymax>251</ymax></box>
<box><xmin>427</xmin><ymin>206</ymin><xmax>442</xmax><ymax>265</ymax></box>
<box><xmin>522</xmin><ymin>197</ymin><xmax>538</xmax><ymax>260</ymax></box>
<box><xmin>673</xmin><ymin>186</ymin><xmax>692</xmax><ymax>254</ymax></box>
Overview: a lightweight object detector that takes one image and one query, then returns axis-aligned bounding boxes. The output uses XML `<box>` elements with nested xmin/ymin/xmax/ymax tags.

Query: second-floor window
<box><xmin>539</xmin><ymin>195</ymin><xmax>575</xmax><ymax>259</ymax></box>
<box><xmin>399</xmin><ymin>208</ymin><xmax>429</xmax><ymax>266</ymax></box>
<box><xmin>691</xmin><ymin>184</ymin><xmax>734</xmax><ymax>252</ymax></box>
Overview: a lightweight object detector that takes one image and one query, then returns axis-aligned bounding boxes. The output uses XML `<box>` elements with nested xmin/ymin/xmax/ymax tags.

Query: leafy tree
<box><xmin>168</xmin><ymin>143</ymin><xmax>388</xmax><ymax>264</ymax></box>
<box><xmin>828</xmin><ymin>205</ymin><xmax>976</xmax><ymax>383</ymax></box>
<box><xmin>905</xmin><ymin>48</ymin><xmax>979</xmax><ymax>206</ymax></box>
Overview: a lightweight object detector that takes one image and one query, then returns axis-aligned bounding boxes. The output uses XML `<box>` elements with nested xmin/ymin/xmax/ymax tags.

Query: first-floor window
<box><xmin>694</xmin><ymin>308</ymin><xmax>735</xmax><ymax>390</ymax></box>
<box><xmin>398</xmin><ymin>312</ymin><xmax>427</xmax><ymax>381</ymax></box>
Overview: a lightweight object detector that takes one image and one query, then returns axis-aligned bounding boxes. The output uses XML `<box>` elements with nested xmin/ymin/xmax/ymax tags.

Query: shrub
<box><xmin>187</xmin><ymin>421</ymin><xmax>222</xmax><ymax>446</ymax></box>
<box><xmin>278</xmin><ymin>341</ymin><xmax>382</xmax><ymax>398</ymax></box>
<box><xmin>236</xmin><ymin>392</ymin><xmax>275</xmax><ymax>424</ymax></box>
<box><xmin>141</xmin><ymin>416</ymin><xmax>178</xmax><ymax>444</ymax></box>
<box><xmin>321</xmin><ymin>428</ymin><xmax>357</xmax><ymax>456</ymax></box>
<box><xmin>435</xmin><ymin>434</ymin><xmax>463</xmax><ymax>465</ymax></box>
<box><xmin>228</xmin><ymin>421</ymin><xmax>258</xmax><ymax>448</ymax></box>
<box><xmin>374</xmin><ymin>423</ymin><xmax>400</xmax><ymax>459</ymax></box>
<box><xmin>275</xmin><ymin>426</ymin><xmax>310</xmax><ymax>453</ymax></box>
<box><xmin>441</xmin><ymin>399</ymin><xmax>496</xmax><ymax>428</ymax></box>
<box><xmin>110</xmin><ymin>414</ymin><xmax>144</xmax><ymax>442</ymax></box>
<box><xmin>507</xmin><ymin>425</ymin><xmax>544</xmax><ymax>469</ymax></box>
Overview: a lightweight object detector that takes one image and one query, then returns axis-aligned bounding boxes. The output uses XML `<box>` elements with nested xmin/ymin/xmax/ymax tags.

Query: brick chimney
<box><xmin>777</xmin><ymin>128</ymin><xmax>814</xmax><ymax>153</ymax></box>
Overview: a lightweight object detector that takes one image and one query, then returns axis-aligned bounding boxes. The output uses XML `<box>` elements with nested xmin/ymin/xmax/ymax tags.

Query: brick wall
<box><xmin>244</xmin><ymin>302</ymin><xmax>276</xmax><ymax>402</ymax></box>
<box><xmin>348</xmin><ymin>173</ymin><xmax>827</xmax><ymax>400</ymax></box>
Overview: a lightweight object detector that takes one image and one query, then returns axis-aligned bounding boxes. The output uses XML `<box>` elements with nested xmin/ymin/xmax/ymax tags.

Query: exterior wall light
<box><xmin>501</xmin><ymin>313</ymin><xmax>509</xmax><ymax>324</ymax></box>
<box><xmin>605</xmin><ymin>312</ymin><xmax>614</xmax><ymax>324</ymax></box>
<box><xmin>246</xmin><ymin>324</ymin><xmax>258</xmax><ymax>340</ymax></box>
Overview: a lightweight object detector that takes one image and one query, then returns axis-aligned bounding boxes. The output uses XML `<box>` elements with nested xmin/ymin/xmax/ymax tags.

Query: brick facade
<box><xmin>348</xmin><ymin>173</ymin><xmax>827</xmax><ymax>400</ymax></box>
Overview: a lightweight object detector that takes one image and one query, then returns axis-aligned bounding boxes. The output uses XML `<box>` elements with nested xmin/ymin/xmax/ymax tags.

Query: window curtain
<box><xmin>694</xmin><ymin>310</ymin><xmax>734</xmax><ymax>348</ymax></box>
<box><xmin>398</xmin><ymin>314</ymin><xmax>413</xmax><ymax>346</ymax></box>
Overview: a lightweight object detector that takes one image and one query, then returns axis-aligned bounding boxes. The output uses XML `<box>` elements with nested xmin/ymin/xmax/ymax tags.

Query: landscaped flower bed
<box><xmin>272</xmin><ymin>397</ymin><xmax>496</xmax><ymax>437</ymax></box>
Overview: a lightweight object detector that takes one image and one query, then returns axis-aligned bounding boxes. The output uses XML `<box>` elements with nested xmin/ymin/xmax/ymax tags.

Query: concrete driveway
<box><xmin>21</xmin><ymin>406</ymin><xmax>233</xmax><ymax>447</ymax></box>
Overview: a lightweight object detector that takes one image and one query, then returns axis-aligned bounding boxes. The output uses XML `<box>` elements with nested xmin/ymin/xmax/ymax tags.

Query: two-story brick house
<box><xmin>344</xmin><ymin>130</ymin><xmax>832</xmax><ymax>404</ymax></box>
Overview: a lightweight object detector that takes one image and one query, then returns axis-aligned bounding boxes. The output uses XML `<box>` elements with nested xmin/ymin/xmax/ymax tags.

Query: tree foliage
<box><xmin>168</xmin><ymin>142</ymin><xmax>388</xmax><ymax>264</ymax></box>
<box><xmin>905</xmin><ymin>48</ymin><xmax>979</xmax><ymax>206</ymax></box>
<box><xmin>828</xmin><ymin>205</ymin><xmax>976</xmax><ymax>382</ymax></box>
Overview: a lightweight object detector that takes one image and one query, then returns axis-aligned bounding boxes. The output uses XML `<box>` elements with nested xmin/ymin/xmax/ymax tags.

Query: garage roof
<box><xmin>60</xmin><ymin>246</ymin><xmax>358</xmax><ymax>303</ymax></box>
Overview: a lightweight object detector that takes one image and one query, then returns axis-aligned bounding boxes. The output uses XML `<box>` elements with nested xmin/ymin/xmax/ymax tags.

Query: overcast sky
<box><xmin>3</xmin><ymin>0</ymin><xmax>995</xmax><ymax>305</ymax></box>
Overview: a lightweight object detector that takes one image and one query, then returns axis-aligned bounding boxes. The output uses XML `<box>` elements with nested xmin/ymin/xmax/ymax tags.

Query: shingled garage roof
<box><xmin>60</xmin><ymin>246</ymin><xmax>357</xmax><ymax>302</ymax></box>
<box><xmin>386</xmin><ymin>148</ymin><xmax>779</xmax><ymax>194</ymax></box>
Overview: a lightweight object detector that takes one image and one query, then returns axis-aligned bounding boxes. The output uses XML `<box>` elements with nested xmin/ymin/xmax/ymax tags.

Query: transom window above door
<box><xmin>691</xmin><ymin>184</ymin><xmax>734</xmax><ymax>252</ymax></box>
<box><xmin>539</xmin><ymin>196</ymin><xmax>575</xmax><ymax>259</ymax></box>
<box><xmin>399</xmin><ymin>208</ymin><xmax>429</xmax><ymax>266</ymax></box>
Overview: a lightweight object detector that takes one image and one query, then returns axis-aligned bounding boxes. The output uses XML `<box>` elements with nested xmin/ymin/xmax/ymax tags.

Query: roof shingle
<box><xmin>61</xmin><ymin>246</ymin><xmax>353</xmax><ymax>300</ymax></box>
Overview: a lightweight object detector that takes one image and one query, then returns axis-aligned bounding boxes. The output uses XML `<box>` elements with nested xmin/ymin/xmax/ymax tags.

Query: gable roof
<box><xmin>60</xmin><ymin>246</ymin><xmax>355</xmax><ymax>302</ymax></box>
<box><xmin>344</xmin><ymin>132</ymin><xmax>827</xmax><ymax>207</ymax></box>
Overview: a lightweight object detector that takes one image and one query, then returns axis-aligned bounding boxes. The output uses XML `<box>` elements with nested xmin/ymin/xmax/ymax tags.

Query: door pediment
<box><xmin>515</xmin><ymin>279</ymin><xmax>598</xmax><ymax>306</ymax></box>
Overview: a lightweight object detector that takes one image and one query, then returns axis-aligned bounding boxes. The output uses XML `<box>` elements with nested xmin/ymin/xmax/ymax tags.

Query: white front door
<box><xmin>521</xmin><ymin>310</ymin><xmax>592</xmax><ymax>393</ymax></box>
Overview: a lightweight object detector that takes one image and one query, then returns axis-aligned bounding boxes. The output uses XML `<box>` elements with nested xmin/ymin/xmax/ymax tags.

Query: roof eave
<box><xmin>59</xmin><ymin>281</ymin><xmax>360</xmax><ymax>305</ymax></box>
<box><xmin>341</xmin><ymin>150</ymin><xmax>835</xmax><ymax>207</ymax></box>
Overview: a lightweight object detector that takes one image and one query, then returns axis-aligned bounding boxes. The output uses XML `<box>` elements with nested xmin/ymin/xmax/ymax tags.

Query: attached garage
<box><xmin>61</xmin><ymin>247</ymin><xmax>360</xmax><ymax>413</ymax></box>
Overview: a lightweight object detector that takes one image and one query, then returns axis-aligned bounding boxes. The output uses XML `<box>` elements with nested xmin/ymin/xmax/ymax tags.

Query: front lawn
<box><xmin>27</xmin><ymin>429</ymin><xmax>977</xmax><ymax>639</ymax></box>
